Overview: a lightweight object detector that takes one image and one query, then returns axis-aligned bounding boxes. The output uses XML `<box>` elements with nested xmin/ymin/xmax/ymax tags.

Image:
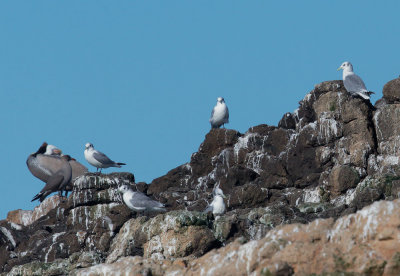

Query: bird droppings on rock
<box><xmin>3</xmin><ymin>79</ymin><xmax>400</xmax><ymax>274</ymax></box>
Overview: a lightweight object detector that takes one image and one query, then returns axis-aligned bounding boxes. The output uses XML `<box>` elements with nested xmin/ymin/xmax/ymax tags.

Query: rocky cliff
<box><xmin>2</xmin><ymin>78</ymin><xmax>400</xmax><ymax>275</ymax></box>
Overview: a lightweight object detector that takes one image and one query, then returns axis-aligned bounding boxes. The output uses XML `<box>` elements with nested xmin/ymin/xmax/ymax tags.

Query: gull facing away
<box><xmin>31</xmin><ymin>155</ymin><xmax>72</xmax><ymax>202</ymax></box>
<box><xmin>209</xmin><ymin>97</ymin><xmax>229</xmax><ymax>129</ymax></box>
<box><xmin>337</xmin><ymin>61</ymin><xmax>374</xmax><ymax>100</ymax></box>
<box><xmin>84</xmin><ymin>143</ymin><xmax>126</xmax><ymax>173</ymax></box>
<box><xmin>118</xmin><ymin>185</ymin><xmax>166</xmax><ymax>213</ymax></box>
<box><xmin>203</xmin><ymin>186</ymin><xmax>226</xmax><ymax>216</ymax></box>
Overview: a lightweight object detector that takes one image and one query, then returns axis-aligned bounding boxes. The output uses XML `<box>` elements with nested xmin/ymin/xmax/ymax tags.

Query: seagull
<box><xmin>31</xmin><ymin>155</ymin><xmax>72</xmax><ymax>202</ymax></box>
<box><xmin>337</xmin><ymin>61</ymin><xmax>374</xmax><ymax>100</ymax></box>
<box><xmin>84</xmin><ymin>143</ymin><xmax>126</xmax><ymax>173</ymax></box>
<box><xmin>209</xmin><ymin>97</ymin><xmax>229</xmax><ymax>129</ymax></box>
<box><xmin>117</xmin><ymin>185</ymin><xmax>166</xmax><ymax>213</ymax></box>
<box><xmin>203</xmin><ymin>186</ymin><xmax>226</xmax><ymax>216</ymax></box>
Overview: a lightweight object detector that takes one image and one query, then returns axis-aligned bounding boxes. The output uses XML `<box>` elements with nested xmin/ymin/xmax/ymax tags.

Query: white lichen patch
<box><xmin>302</xmin><ymin>187</ymin><xmax>321</xmax><ymax>204</ymax></box>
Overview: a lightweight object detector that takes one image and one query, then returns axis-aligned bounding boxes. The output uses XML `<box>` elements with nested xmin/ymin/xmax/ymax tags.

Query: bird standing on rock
<box><xmin>337</xmin><ymin>61</ymin><xmax>374</xmax><ymax>100</ymax></box>
<box><xmin>31</xmin><ymin>155</ymin><xmax>72</xmax><ymax>202</ymax></box>
<box><xmin>84</xmin><ymin>143</ymin><xmax>126</xmax><ymax>173</ymax></box>
<box><xmin>210</xmin><ymin>97</ymin><xmax>229</xmax><ymax>129</ymax></box>
<box><xmin>27</xmin><ymin>142</ymin><xmax>88</xmax><ymax>198</ymax></box>
<box><xmin>204</xmin><ymin>186</ymin><xmax>226</xmax><ymax>216</ymax></box>
<box><xmin>118</xmin><ymin>185</ymin><xmax>166</xmax><ymax>213</ymax></box>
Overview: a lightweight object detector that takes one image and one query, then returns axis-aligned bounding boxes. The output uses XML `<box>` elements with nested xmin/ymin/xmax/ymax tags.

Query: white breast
<box><xmin>84</xmin><ymin>149</ymin><xmax>103</xmax><ymax>168</ymax></box>
<box><xmin>212</xmin><ymin>196</ymin><xmax>226</xmax><ymax>215</ymax></box>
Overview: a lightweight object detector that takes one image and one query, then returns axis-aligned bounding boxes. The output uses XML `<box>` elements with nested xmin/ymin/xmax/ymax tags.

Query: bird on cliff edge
<box><xmin>84</xmin><ymin>143</ymin><xmax>126</xmax><ymax>173</ymax></box>
<box><xmin>118</xmin><ymin>185</ymin><xmax>166</xmax><ymax>213</ymax></box>
<box><xmin>337</xmin><ymin>61</ymin><xmax>374</xmax><ymax>100</ymax></box>
<box><xmin>27</xmin><ymin>142</ymin><xmax>88</xmax><ymax>197</ymax></box>
<box><xmin>210</xmin><ymin>97</ymin><xmax>229</xmax><ymax>129</ymax></box>
<box><xmin>31</xmin><ymin>155</ymin><xmax>72</xmax><ymax>202</ymax></box>
<box><xmin>203</xmin><ymin>186</ymin><xmax>226</xmax><ymax>216</ymax></box>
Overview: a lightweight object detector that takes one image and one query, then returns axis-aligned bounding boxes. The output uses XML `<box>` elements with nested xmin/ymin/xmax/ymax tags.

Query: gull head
<box><xmin>217</xmin><ymin>97</ymin><xmax>225</xmax><ymax>104</ymax></box>
<box><xmin>85</xmin><ymin>143</ymin><xmax>94</xmax><ymax>150</ymax></box>
<box><xmin>214</xmin><ymin>186</ymin><xmax>226</xmax><ymax>198</ymax></box>
<box><xmin>118</xmin><ymin>185</ymin><xmax>130</xmax><ymax>194</ymax></box>
<box><xmin>45</xmin><ymin>144</ymin><xmax>62</xmax><ymax>155</ymax></box>
<box><xmin>337</xmin><ymin>61</ymin><xmax>353</xmax><ymax>72</ymax></box>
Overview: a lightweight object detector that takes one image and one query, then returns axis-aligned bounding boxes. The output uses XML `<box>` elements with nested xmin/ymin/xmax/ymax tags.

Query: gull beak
<box><xmin>222</xmin><ymin>194</ymin><xmax>227</xmax><ymax>199</ymax></box>
<box><xmin>337</xmin><ymin>67</ymin><xmax>342</xmax><ymax>71</ymax></box>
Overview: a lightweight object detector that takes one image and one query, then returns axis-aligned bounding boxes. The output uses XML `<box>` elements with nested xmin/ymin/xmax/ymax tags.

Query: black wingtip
<box><xmin>117</xmin><ymin>163</ymin><xmax>126</xmax><ymax>166</ymax></box>
<box><xmin>31</xmin><ymin>194</ymin><xmax>40</xmax><ymax>202</ymax></box>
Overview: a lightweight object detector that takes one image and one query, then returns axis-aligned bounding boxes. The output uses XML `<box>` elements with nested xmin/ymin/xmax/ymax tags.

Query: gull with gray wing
<box><xmin>84</xmin><ymin>143</ymin><xmax>126</xmax><ymax>173</ymax></box>
<box><xmin>118</xmin><ymin>185</ymin><xmax>166</xmax><ymax>213</ymax></box>
<box><xmin>337</xmin><ymin>61</ymin><xmax>374</xmax><ymax>100</ymax></box>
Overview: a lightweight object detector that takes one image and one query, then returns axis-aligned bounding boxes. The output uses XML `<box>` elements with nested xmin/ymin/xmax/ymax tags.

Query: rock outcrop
<box><xmin>2</xmin><ymin>78</ymin><xmax>400</xmax><ymax>275</ymax></box>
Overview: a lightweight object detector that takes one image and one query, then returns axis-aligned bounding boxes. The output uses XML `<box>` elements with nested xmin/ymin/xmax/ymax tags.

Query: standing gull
<box><xmin>210</xmin><ymin>97</ymin><xmax>229</xmax><ymax>129</ymax></box>
<box><xmin>337</xmin><ymin>61</ymin><xmax>374</xmax><ymax>100</ymax></box>
<box><xmin>203</xmin><ymin>186</ymin><xmax>226</xmax><ymax>216</ymax></box>
<box><xmin>31</xmin><ymin>155</ymin><xmax>72</xmax><ymax>202</ymax></box>
<box><xmin>84</xmin><ymin>143</ymin><xmax>126</xmax><ymax>173</ymax></box>
<box><xmin>118</xmin><ymin>185</ymin><xmax>166</xmax><ymax>213</ymax></box>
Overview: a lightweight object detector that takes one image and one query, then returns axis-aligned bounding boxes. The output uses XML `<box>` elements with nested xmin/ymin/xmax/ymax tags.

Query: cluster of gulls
<box><xmin>26</xmin><ymin>61</ymin><xmax>370</xmax><ymax>216</ymax></box>
<box><xmin>26</xmin><ymin>95</ymin><xmax>229</xmax><ymax>216</ymax></box>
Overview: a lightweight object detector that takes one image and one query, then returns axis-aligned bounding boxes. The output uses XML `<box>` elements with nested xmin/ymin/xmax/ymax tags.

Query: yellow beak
<box><xmin>337</xmin><ymin>67</ymin><xmax>342</xmax><ymax>71</ymax></box>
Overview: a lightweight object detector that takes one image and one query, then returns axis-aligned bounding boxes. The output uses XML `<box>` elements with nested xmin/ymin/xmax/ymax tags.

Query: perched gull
<box><xmin>209</xmin><ymin>97</ymin><xmax>229</xmax><ymax>129</ymax></box>
<box><xmin>84</xmin><ymin>143</ymin><xmax>126</xmax><ymax>173</ymax></box>
<box><xmin>337</xmin><ymin>61</ymin><xmax>374</xmax><ymax>100</ymax></box>
<box><xmin>27</xmin><ymin>142</ymin><xmax>88</xmax><ymax>196</ymax></box>
<box><xmin>118</xmin><ymin>185</ymin><xmax>166</xmax><ymax>213</ymax></box>
<box><xmin>203</xmin><ymin>186</ymin><xmax>226</xmax><ymax>216</ymax></box>
<box><xmin>32</xmin><ymin>155</ymin><xmax>72</xmax><ymax>202</ymax></box>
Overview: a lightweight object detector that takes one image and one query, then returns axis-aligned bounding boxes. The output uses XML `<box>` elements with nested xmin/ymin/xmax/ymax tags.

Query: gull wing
<box><xmin>344</xmin><ymin>73</ymin><xmax>367</xmax><ymax>92</ymax></box>
<box><xmin>93</xmin><ymin>151</ymin><xmax>114</xmax><ymax>165</ymax></box>
<box><xmin>130</xmin><ymin>192</ymin><xmax>165</xmax><ymax>209</ymax></box>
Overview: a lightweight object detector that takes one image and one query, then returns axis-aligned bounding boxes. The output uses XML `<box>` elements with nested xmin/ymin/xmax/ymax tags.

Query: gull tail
<box><xmin>355</xmin><ymin>91</ymin><xmax>374</xmax><ymax>100</ymax></box>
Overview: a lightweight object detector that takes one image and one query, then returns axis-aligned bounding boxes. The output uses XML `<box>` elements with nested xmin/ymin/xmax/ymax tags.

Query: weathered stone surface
<box><xmin>4</xmin><ymin>79</ymin><xmax>400</xmax><ymax>274</ymax></box>
<box><xmin>383</xmin><ymin>77</ymin><xmax>400</xmax><ymax>103</ymax></box>
<box><xmin>328</xmin><ymin>165</ymin><xmax>360</xmax><ymax>196</ymax></box>
<box><xmin>50</xmin><ymin>199</ymin><xmax>400</xmax><ymax>275</ymax></box>
<box><xmin>106</xmin><ymin>211</ymin><xmax>215</xmax><ymax>263</ymax></box>
<box><xmin>6</xmin><ymin>196</ymin><xmax>61</xmax><ymax>226</ymax></box>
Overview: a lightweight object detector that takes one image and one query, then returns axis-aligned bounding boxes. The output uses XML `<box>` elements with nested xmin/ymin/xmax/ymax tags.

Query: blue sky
<box><xmin>1</xmin><ymin>1</ymin><xmax>399</xmax><ymax>219</ymax></box>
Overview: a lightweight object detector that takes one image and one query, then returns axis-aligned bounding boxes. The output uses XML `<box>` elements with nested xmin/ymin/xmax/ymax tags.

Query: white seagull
<box><xmin>337</xmin><ymin>61</ymin><xmax>374</xmax><ymax>100</ymax></box>
<box><xmin>204</xmin><ymin>186</ymin><xmax>226</xmax><ymax>216</ymax></box>
<box><xmin>84</xmin><ymin>143</ymin><xmax>126</xmax><ymax>173</ymax></box>
<box><xmin>209</xmin><ymin>97</ymin><xmax>229</xmax><ymax>129</ymax></box>
<box><xmin>118</xmin><ymin>185</ymin><xmax>166</xmax><ymax>213</ymax></box>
